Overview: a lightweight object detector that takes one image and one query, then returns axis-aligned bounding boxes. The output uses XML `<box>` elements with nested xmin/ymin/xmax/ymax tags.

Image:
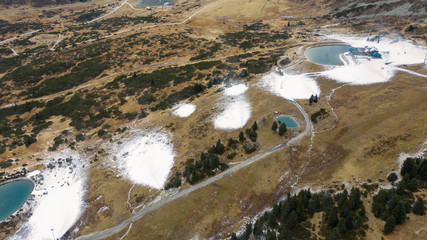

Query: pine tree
<box><xmin>215</xmin><ymin>139</ymin><xmax>225</xmax><ymax>155</ymax></box>
<box><xmin>413</xmin><ymin>197</ymin><xmax>425</xmax><ymax>215</ymax></box>
<box><xmin>325</xmin><ymin>227</ymin><xmax>341</xmax><ymax>240</ymax></box>
<box><xmin>327</xmin><ymin>207</ymin><xmax>338</xmax><ymax>228</ymax></box>
<box><xmin>287</xmin><ymin>210</ymin><xmax>298</xmax><ymax>229</ymax></box>
<box><xmin>278</xmin><ymin>123</ymin><xmax>287</xmax><ymax>136</ymax></box>
<box><xmin>272</xmin><ymin>121</ymin><xmax>278</xmax><ymax>131</ymax></box>
<box><xmin>253</xmin><ymin>218</ymin><xmax>263</xmax><ymax>235</ymax></box>
<box><xmin>252</xmin><ymin>121</ymin><xmax>258</xmax><ymax>131</ymax></box>
<box><xmin>419</xmin><ymin>159</ymin><xmax>427</xmax><ymax>181</ymax></box>
<box><xmin>239</xmin><ymin>131</ymin><xmax>245</xmax><ymax>142</ymax></box>
<box><xmin>401</xmin><ymin>158</ymin><xmax>417</xmax><ymax>178</ymax></box>
<box><xmin>383</xmin><ymin>215</ymin><xmax>396</xmax><ymax>235</ymax></box>
<box><xmin>242</xmin><ymin>223</ymin><xmax>252</xmax><ymax>240</ymax></box>
<box><xmin>309</xmin><ymin>94</ymin><xmax>314</xmax><ymax>105</ymax></box>
<box><xmin>387</xmin><ymin>172</ymin><xmax>398</xmax><ymax>184</ymax></box>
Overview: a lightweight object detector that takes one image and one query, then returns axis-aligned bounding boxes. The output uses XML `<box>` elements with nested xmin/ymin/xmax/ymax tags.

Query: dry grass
<box><xmin>1</xmin><ymin>0</ymin><xmax>426</xmax><ymax>239</ymax></box>
<box><xmin>99</xmin><ymin>62</ymin><xmax>427</xmax><ymax>240</ymax></box>
<box><xmin>106</xmin><ymin>148</ymin><xmax>297</xmax><ymax>240</ymax></box>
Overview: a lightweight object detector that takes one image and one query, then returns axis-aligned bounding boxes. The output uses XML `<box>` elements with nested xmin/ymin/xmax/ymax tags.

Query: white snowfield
<box><xmin>214</xmin><ymin>84</ymin><xmax>251</xmax><ymax>129</ymax></box>
<box><xmin>224</xmin><ymin>83</ymin><xmax>249</xmax><ymax>96</ymax></box>
<box><xmin>331</xmin><ymin>35</ymin><xmax>426</xmax><ymax>66</ymax></box>
<box><xmin>321</xmin><ymin>35</ymin><xmax>427</xmax><ymax>84</ymax></box>
<box><xmin>113</xmin><ymin>131</ymin><xmax>175</xmax><ymax>189</ymax></box>
<box><xmin>11</xmin><ymin>150</ymin><xmax>87</xmax><ymax>240</ymax></box>
<box><xmin>173</xmin><ymin>103</ymin><xmax>196</xmax><ymax>117</ymax></box>
<box><xmin>260</xmin><ymin>72</ymin><xmax>321</xmax><ymax>100</ymax></box>
<box><xmin>322</xmin><ymin>61</ymin><xmax>395</xmax><ymax>84</ymax></box>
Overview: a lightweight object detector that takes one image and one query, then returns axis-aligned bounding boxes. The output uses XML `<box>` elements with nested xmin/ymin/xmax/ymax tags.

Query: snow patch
<box><xmin>112</xmin><ymin>131</ymin><xmax>175</xmax><ymax>189</ymax></box>
<box><xmin>317</xmin><ymin>35</ymin><xmax>427</xmax><ymax>84</ymax></box>
<box><xmin>259</xmin><ymin>72</ymin><xmax>320</xmax><ymax>100</ymax></box>
<box><xmin>330</xmin><ymin>35</ymin><xmax>426</xmax><ymax>66</ymax></box>
<box><xmin>213</xmin><ymin>83</ymin><xmax>252</xmax><ymax>130</ymax></box>
<box><xmin>322</xmin><ymin>61</ymin><xmax>395</xmax><ymax>84</ymax></box>
<box><xmin>173</xmin><ymin>103</ymin><xmax>196</xmax><ymax>117</ymax></box>
<box><xmin>11</xmin><ymin>150</ymin><xmax>87</xmax><ymax>240</ymax></box>
<box><xmin>224</xmin><ymin>83</ymin><xmax>248</xmax><ymax>96</ymax></box>
<box><xmin>214</xmin><ymin>96</ymin><xmax>251</xmax><ymax>130</ymax></box>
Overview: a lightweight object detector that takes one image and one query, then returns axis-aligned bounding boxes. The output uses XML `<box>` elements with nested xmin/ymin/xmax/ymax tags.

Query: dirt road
<box><xmin>76</xmin><ymin>99</ymin><xmax>312</xmax><ymax>240</ymax></box>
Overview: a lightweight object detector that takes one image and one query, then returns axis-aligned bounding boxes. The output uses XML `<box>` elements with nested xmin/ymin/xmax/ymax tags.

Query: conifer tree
<box><xmin>252</xmin><ymin>121</ymin><xmax>258</xmax><ymax>131</ymax></box>
<box><xmin>413</xmin><ymin>197</ymin><xmax>425</xmax><ymax>216</ymax></box>
<box><xmin>383</xmin><ymin>215</ymin><xmax>396</xmax><ymax>235</ymax></box>
<box><xmin>239</xmin><ymin>131</ymin><xmax>245</xmax><ymax>142</ymax></box>
<box><xmin>272</xmin><ymin>121</ymin><xmax>278</xmax><ymax>131</ymax></box>
<box><xmin>278</xmin><ymin>123</ymin><xmax>287</xmax><ymax>136</ymax></box>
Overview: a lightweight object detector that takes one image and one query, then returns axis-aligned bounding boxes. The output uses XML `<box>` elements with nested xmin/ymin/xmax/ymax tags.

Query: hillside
<box><xmin>0</xmin><ymin>0</ymin><xmax>426</xmax><ymax>239</ymax></box>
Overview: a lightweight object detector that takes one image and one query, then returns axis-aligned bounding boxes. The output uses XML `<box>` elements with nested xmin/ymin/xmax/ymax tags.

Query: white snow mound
<box><xmin>114</xmin><ymin>131</ymin><xmax>175</xmax><ymax>189</ymax></box>
<box><xmin>224</xmin><ymin>83</ymin><xmax>248</xmax><ymax>96</ymax></box>
<box><xmin>11</xmin><ymin>151</ymin><xmax>87</xmax><ymax>240</ymax></box>
<box><xmin>214</xmin><ymin>96</ymin><xmax>251</xmax><ymax>130</ymax></box>
<box><xmin>330</xmin><ymin>35</ymin><xmax>426</xmax><ymax>66</ymax></box>
<box><xmin>173</xmin><ymin>103</ymin><xmax>196</xmax><ymax>117</ymax></box>
<box><xmin>322</xmin><ymin>61</ymin><xmax>395</xmax><ymax>84</ymax></box>
<box><xmin>260</xmin><ymin>72</ymin><xmax>320</xmax><ymax>100</ymax></box>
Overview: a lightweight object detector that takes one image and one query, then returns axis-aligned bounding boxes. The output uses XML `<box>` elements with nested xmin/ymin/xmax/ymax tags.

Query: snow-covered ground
<box><xmin>173</xmin><ymin>103</ymin><xmax>196</xmax><ymax>117</ymax></box>
<box><xmin>111</xmin><ymin>131</ymin><xmax>175</xmax><ymax>189</ymax></box>
<box><xmin>260</xmin><ymin>72</ymin><xmax>321</xmax><ymax>100</ymax></box>
<box><xmin>322</xmin><ymin>61</ymin><xmax>394</xmax><ymax>84</ymax></box>
<box><xmin>330</xmin><ymin>35</ymin><xmax>426</xmax><ymax>66</ymax></box>
<box><xmin>224</xmin><ymin>83</ymin><xmax>249</xmax><ymax>96</ymax></box>
<box><xmin>214</xmin><ymin>84</ymin><xmax>252</xmax><ymax>129</ymax></box>
<box><xmin>11</xmin><ymin>150</ymin><xmax>87</xmax><ymax>240</ymax></box>
<box><xmin>321</xmin><ymin>35</ymin><xmax>427</xmax><ymax>84</ymax></box>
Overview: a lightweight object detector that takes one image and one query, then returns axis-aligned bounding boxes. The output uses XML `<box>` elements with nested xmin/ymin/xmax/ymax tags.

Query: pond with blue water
<box><xmin>304</xmin><ymin>44</ymin><xmax>351</xmax><ymax>65</ymax></box>
<box><xmin>276</xmin><ymin>116</ymin><xmax>299</xmax><ymax>128</ymax></box>
<box><xmin>0</xmin><ymin>179</ymin><xmax>34</xmax><ymax>221</ymax></box>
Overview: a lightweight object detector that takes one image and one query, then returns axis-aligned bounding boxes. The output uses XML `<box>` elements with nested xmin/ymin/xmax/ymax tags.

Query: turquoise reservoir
<box><xmin>0</xmin><ymin>179</ymin><xmax>34</xmax><ymax>221</ymax></box>
<box><xmin>305</xmin><ymin>44</ymin><xmax>351</xmax><ymax>65</ymax></box>
<box><xmin>276</xmin><ymin>116</ymin><xmax>299</xmax><ymax>128</ymax></box>
<box><xmin>137</xmin><ymin>0</ymin><xmax>174</xmax><ymax>6</ymax></box>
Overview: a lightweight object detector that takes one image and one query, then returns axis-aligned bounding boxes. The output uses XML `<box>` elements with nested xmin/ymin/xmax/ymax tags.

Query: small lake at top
<box><xmin>304</xmin><ymin>44</ymin><xmax>351</xmax><ymax>65</ymax></box>
<box><xmin>0</xmin><ymin>179</ymin><xmax>34</xmax><ymax>221</ymax></box>
<box><xmin>137</xmin><ymin>0</ymin><xmax>174</xmax><ymax>6</ymax></box>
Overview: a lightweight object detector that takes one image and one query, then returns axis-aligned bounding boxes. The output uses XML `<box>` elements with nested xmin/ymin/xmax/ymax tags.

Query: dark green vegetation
<box><xmin>271</xmin><ymin>121</ymin><xmax>286</xmax><ymax>136</ymax></box>
<box><xmin>0</xmin><ymin>14</ymin><xmax>286</xmax><ymax>164</ymax></box>
<box><xmin>75</xmin><ymin>9</ymin><xmax>105</xmax><ymax>22</ymax></box>
<box><xmin>231</xmin><ymin>188</ymin><xmax>368</xmax><ymax>240</ymax></box>
<box><xmin>109</xmin><ymin>60</ymin><xmax>221</xmax><ymax>111</ymax></box>
<box><xmin>165</xmin><ymin>123</ymin><xmax>260</xmax><ymax>190</ymax></box>
<box><xmin>0</xmin><ymin>20</ymin><xmax>45</xmax><ymax>36</ymax></box>
<box><xmin>311</xmin><ymin>108</ymin><xmax>328</xmax><ymax>124</ymax></box>
<box><xmin>278</xmin><ymin>123</ymin><xmax>287</xmax><ymax>136</ymax></box>
<box><xmin>220</xmin><ymin>29</ymin><xmax>290</xmax><ymax>50</ymax></box>
<box><xmin>0</xmin><ymin>160</ymin><xmax>13</xmax><ymax>169</ymax></box>
<box><xmin>333</xmin><ymin>4</ymin><xmax>376</xmax><ymax>18</ymax></box>
<box><xmin>372</xmin><ymin>157</ymin><xmax>427</xmax><ymax>234</ymax></box>
<box><xmin>239</xmin><ymin>54</ymin><xmax>283</xmax><ymax>74</ymax></box>
<box><xmin>26</xmin><ymin>58</ymin><xmax>109</xmax><ymax>98</ymax></box>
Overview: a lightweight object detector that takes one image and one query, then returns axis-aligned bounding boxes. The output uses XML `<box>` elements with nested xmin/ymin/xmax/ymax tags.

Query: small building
<box><xmin>350</xmin><ymin>46</ymin><xmax>382</xmax><ymax>58</ymax></box>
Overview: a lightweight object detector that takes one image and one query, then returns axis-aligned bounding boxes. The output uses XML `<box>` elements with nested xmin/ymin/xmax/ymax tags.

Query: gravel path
<box><xmin>77</xmin><ymin>100</ymin><xmax>312</xmax><ymax>240</ymax></box>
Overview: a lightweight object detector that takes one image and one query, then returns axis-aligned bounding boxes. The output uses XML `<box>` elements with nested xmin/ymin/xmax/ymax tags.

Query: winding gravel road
<box><xmin>77</xmin><ymin>100</ymin><xmax>312</xmax><ymax>240</ymax></box>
